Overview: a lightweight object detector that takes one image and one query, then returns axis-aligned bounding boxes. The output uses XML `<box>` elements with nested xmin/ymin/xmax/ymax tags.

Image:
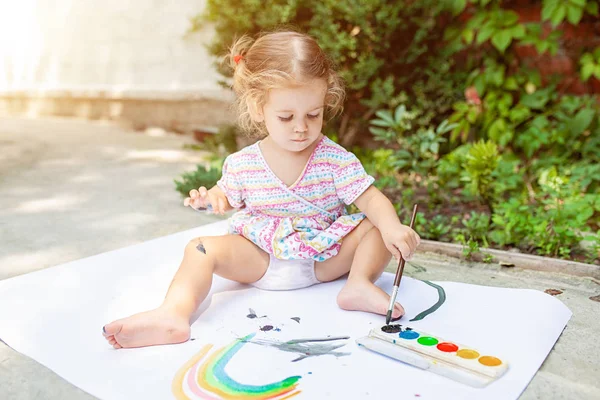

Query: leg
<box><xmin>314</xmin><ymin>218</ymin><xmax>404</xmax><ymax>319</ymax></box>
<box><xmin>102</xmin><ymin>234</ymin><xmax>269</xmax><ymax>349</ymax></box>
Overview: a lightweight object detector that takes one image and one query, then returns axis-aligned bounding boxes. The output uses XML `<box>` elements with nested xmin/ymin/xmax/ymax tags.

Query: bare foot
<box><xmin>337</xmin><ymin>279</ymin><xmax>405</xmax><ymax>319</ymax></box>
<box><xmin>102</xmin><ymin>306</ymin><xmax>190</xmax><ymax>349</ymax></box>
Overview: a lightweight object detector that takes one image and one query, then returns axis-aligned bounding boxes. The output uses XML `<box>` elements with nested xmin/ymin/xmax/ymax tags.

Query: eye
<box><xmin>308</xmin><ymin>113</ymin><xmax>321</xmax><ymax>119</ymax></box>
<box><xmin>278</xmin><ymin>115</ymin><xmax>293</xmax><ymax>122</ymax></box>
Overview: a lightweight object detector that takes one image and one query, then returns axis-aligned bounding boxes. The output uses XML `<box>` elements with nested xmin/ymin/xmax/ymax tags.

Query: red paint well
<box><xmin>437</xmin><ymin>342</ymin><xmax>459</xmax><ymax>352</ymax></box>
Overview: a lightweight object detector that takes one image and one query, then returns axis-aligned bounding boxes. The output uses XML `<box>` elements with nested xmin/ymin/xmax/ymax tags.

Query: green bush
<box><xmin>355</xmin><ymin>1</ymin><xmax>600</xmax><ymax>261</ymax></box>
<box><xmin>184</xmin><ymin>0</ymin><xmax>600</xmax><ymax>262</ymax></box>
<box><xmin>195</xmin><ymin>0</ymin><xmax>459</xmax><ymax>147</ymax></box>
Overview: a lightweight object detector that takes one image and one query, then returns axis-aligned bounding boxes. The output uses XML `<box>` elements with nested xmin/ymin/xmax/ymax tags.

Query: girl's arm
<box><xmin>354</xmin><ymin>185</ymin><xmax>420</xmax><ymax>261</ymax></box>
<box><xmin>354</xmin><ymin>185</ymin><xmax>397</xmax><ymax>230</ymax></box>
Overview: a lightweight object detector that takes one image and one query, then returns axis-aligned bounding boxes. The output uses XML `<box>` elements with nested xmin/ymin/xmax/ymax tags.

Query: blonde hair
<box><xmin>226</xmin><ymin>30</ymin><xmax>345</xmax><ymax>137</ymax></box>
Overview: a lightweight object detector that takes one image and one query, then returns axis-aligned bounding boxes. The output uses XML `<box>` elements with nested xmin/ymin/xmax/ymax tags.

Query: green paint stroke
<box><xmin>409</xmin><ymin>280</ymin><xmax>446</xmax><ymax>322</ymax></box>
<box><xmin>204</xmin><ymin>333</ymin><xmax>301</xmax><ymax>397</ymax></box>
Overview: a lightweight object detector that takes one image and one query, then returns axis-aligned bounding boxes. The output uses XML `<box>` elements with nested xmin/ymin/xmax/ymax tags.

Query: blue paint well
<box><xmin>399</xmin><ymin>330</ymin><xmax>420</xmax><ymax>340</ymax></box>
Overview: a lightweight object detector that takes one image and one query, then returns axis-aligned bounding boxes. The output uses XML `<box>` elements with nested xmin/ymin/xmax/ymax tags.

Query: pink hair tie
<box><xmin>234</xmin><ymin>54</ymin><xmax>244</xmax><ymax>64</ymax></box>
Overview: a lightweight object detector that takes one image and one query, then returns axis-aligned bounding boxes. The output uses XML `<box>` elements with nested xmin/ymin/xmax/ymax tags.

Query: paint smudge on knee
<box><xmin>196</xmin><ymin>242</ymin><xmax>206</xmax><ymax>254</ymax></box>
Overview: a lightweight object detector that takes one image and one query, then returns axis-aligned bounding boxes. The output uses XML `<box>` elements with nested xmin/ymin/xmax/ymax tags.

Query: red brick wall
<box><xmin>511</xmin><ymin>3</ymin><xmax>600</xmax><ymax>94</ymax></box>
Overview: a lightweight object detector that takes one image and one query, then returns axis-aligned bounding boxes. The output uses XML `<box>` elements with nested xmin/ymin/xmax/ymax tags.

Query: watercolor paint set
<box><xmin>357</xmin><ymin>324</ymin><xmax>509</xmax><ymax>388</ymax></box>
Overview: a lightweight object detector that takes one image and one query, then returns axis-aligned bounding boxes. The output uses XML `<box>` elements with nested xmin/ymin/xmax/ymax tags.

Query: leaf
<box><xmin>491</xmin><ymin>30</ymin><xmax>513</xmax><ymax>53</ymax></box>
<box><xmin>504</xmin><ymin>76</ymin><xmax>519</xmax><ymax>90</ymax></box>
<box><xmin>462</xmin><ymin>29</ymin><xmax>474</xmax><ymax>44</ymax></box>
<box><xmin>586</xmin><ymin>1</ymin><xmax>599</xmax><ymax>15</ymax></box>
<box><xmin>550</xmin><ymin>4</ymin><xmax>567</xmax><ymax>27</ymax></box>
<box><xmin>370</xmin><ymin>119</ymin><xmax>392</xmax><ymax>127</ymax></box>
<box><xmin>466</xmin><ymin>13</ymin><xmax>487</xmax><ymax>28</ymax></box>
<box><xmin>476</xmin><ymin>21</ymin><xmax>496</xmax><ymax>44</ymax></box>
<box><xmin>581</xmin><ymin>62</ymin><xmax>595</xmax><ymax>81</ymax></box>
<box><xmin>375</xmin><ymin>109</ymin><xmax>395</xmax><ymax>125</ymax></box>
<box><xmin>394</xmin><ymin>105</ymin><xmax>407</xmax><ymax>123</ymax></box>
<box><xmin>570</xmin><ymin>108</ymin><xmax>595</xmax><ymax>135</ymax></box>
<box><xmin>436</xmin><ymin>119</ymin><xmax>458</xmax><ymax>134</ymax></box>
<box><xmin>451</xmin><ymin>0</ymin><xmax>467</xmax><ymax>16</ymax></box>
<box><xmin>488</xmin><ymin>118</ymin><xmax>507</xmax><ymax>142</ymax></box>
<box><xmin>510</xmin><ymin>24</ymin><xmax>526</xmax><ymax>39</ymax></box>
<box><xmin>369</xmin><ymin>126</ymin><xmax>391</xmax><ymax>137</ymax></box>
<box><xmin>536</xmin><ymin>41</ymin><xmax>550</xmax><ymax>55</ymax></box>
<box><xmin>580</xmin><ymin>53</ymin><xmax>594</xmax><ymax>64</ymax></box>
<box><xmin>501</xmin><ymin>11</ymin><xmax>520</xmax><ymax>27</ymax></box>
<box><xmin>509</xmin><ymin>105</ymin><xmax>531</xmax><ymax>122</ymax></box>
<box><xmin>544</xmin><ymin>289</ymin><xmax>563</xmax><ymax>296</ymax></box>
<box><xmin>520</xmin><ymin>88</ymin><xmax>552</xmax><ymax>110</ymax></box>
<box><xmin>566</xmin><ymin>4</ymin><xmax>584</xmax><ymax>24</ymax></box>
<box><xmin>595</xmin><ymin>64</ymin><xmax>600</xmax><ymax>79</ymax></box>
<box><xmin>542</xmin><ymin>0</ymin><xmax>559</xmax><ymax>20</ymax></box>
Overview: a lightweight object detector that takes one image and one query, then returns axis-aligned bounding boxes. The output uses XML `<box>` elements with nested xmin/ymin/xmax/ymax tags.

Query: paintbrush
<box><xmin>385</xmin><ymin>203</ymin><xmax>419</xmax><ymax>325</ymax></box>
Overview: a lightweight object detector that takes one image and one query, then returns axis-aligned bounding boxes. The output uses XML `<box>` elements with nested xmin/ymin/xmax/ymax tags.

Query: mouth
<box><xmin>292</xmin><ymin>138</ymin><xmax>307</xmax><ymax>142</ymax></box>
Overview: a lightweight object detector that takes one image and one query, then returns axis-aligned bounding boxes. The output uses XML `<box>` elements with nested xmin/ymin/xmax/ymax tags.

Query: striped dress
<box><xmin>216</xmin><ymin>136</ymin><xmax>375</xmax><ymax>262</ymax></box>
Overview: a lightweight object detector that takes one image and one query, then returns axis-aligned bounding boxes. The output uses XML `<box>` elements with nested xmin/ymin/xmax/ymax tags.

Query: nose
<box><xmin>294</xmin><ymin>119</ymin><xmax>308</xmax><ymax>133</ymax></box>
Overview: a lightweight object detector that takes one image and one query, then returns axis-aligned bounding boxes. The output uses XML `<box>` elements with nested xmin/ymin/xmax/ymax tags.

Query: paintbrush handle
<box><xmin>386</xmin><ymin>204</ymin><xmax>419</xmax><ymax>323</ymax></box>
<box><xmin>392</xmin><ymin>204</ymin><xmax>418</xmax><ymax>287</ymax></box>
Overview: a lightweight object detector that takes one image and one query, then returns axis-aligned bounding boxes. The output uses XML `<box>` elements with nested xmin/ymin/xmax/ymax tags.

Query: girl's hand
<box><xmin>381</xmin><ymin>223</ymin><xmax>421</xmax><ymax>262</ymax></box>
<box><xmin>183</xmin><ymin>186</ymin><xmax>228</xmax><ymax>215</ymax></box>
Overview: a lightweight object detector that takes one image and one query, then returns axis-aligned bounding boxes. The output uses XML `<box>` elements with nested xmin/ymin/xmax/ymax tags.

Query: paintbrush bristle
<box><xmin>385</xmin><ymin>310</ymin><xmax>392</xmax><ymax>325</ymax></box>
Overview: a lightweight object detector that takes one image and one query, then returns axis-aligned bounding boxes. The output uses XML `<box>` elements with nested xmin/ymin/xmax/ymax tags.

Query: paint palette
<box><xmin>356</xmin><ymin>325</ymin><xmax>509</xmax><ymax>388</ymax></box>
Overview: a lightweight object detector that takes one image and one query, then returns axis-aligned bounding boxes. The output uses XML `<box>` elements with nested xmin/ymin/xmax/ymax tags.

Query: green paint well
<box><xmin>417</xmin><ymin>336</ymin><xmax>439</xmax><ymax>346</ymax></box>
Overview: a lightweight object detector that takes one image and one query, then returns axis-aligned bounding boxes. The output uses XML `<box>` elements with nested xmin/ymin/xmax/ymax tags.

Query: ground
<box><xmin>0</xmin><ymin>117</ymin><xmax>598</xmax><ymax>399</ymax></box>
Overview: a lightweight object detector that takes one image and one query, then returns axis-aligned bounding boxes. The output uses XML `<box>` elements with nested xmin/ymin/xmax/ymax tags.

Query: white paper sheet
<box><xmin>0</xmin><ymin>220</ymin><xmax>572</xmax><ymax>399</ymax></box>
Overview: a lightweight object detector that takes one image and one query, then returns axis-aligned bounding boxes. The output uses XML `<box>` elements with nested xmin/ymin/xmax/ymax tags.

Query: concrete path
<box><xmin>1</xmin><ymin>117</ymin><xmax>599</xmax><ymax>399</ymax></box>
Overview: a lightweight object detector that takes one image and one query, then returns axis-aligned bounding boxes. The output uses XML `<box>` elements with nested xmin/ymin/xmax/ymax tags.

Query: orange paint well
<box><xmin>478</xmin><ymin>356</ymin><xmax>502</xmax><ymax>367</ymax></box>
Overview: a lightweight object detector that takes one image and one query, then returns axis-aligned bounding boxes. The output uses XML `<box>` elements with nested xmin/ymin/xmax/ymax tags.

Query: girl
<box><xmin>103</xmin><ymin>31</ymin><xmax>420</xmax><ymax>349</ymax></box>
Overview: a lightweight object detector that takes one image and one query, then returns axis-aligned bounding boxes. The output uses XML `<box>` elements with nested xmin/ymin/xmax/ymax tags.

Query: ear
<box><xmin>249</xmin><ymin>103</ymin><xmax>264</xmax><ymax>123</ymax></box>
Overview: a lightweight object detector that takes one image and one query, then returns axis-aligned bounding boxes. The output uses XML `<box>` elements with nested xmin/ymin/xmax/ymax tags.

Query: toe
<box><xmin>392</xmin><ymin>303</ymin><xmax>405</xmax><ymax>319</ymax></box>
<box><xmin>103</xmin><ymin>321</ymin><xmax>123</xmax><ymax>337</ymax></box>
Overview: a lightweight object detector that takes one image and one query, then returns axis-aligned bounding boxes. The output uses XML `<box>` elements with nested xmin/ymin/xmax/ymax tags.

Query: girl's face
<box><xmin>259</xmin><ymin>79</ymin><xmax>327</xmax><ymax>153</ymax></box>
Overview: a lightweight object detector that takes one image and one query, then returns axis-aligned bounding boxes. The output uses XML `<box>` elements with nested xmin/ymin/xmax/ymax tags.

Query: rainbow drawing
<box><xmin>172</xmin><ymin>333</ymin><xmax>302</xmax><ymax>399</ymax></box>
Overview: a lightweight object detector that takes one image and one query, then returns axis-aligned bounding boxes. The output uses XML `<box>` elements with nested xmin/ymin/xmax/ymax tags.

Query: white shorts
<box><xmin>251</xmin><ymin>254</ymin><xmax>321</xmax><ymax>291</ymax></box>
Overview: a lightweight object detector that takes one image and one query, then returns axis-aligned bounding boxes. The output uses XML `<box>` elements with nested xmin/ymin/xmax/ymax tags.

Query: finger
<box><xmin>205</xmin><ymin>194</ymin><xmax>217</xmax><ymax>213</ymax></box>
<box><xmin>198</xmin><ymin>187</ymin><xmax>208</xmax><ymax>197</ymax></box>
<box><xmin>184</xmin><ymin>197</ymin><xmax>191</xmax><ymax>207</ymax></box>
<box><xmin>409</xmin><ymin>233</ymin><xmax>418</xmax><ymax>252</ymax></box>
<box><xmin>404</xmin><ymin>233</ymin><xmax>416</xmax><ymax>253</ymax></box>
<box><xmin>189</xmin><ymin>189</ymin><xmax>199</xmax><ymax>198</ymax></box>
<box><xmin>217</xmin><ymin>197</ymin><xmax>225</xmax><ymax>214</ymax></box>
<box><xmin>193</xmin><ymin>196</ymin><xmax>208</xmax><ymax>210</ymax></box>
<box><xmin>398</xmin><ymin>243</ymin><xmax>412</xmax><ymax>261</ymax></box>
<box><xmin>387</xmin><ymin>244</ymin><xmax>401</xmax><ymax>262</ymax></box>
<box><xmin>415</xmin><ymin>232</ymin><xmax>421</xmax><ymax>246</ymax></box>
